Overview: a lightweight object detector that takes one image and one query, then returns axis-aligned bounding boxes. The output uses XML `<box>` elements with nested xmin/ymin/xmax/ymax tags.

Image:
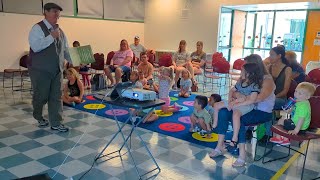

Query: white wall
<box><xmin>144</xmin><ymin>0</ymin><xmax>314</xmax><ymax>54</ymax></box>
<box><xmin>0</xmin><ymin>13</ymin><xmax>144</xmax><ymax>71</ymax></box>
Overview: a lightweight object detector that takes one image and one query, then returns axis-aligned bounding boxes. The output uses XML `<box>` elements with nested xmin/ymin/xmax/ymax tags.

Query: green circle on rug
<box><xmin>192</xmin><ymin>132</ymin><xmax>218</xmax><ymax>142</ymax></box>
<box><xmin>154</xmin><ymin>110</ymin><xmax>173</xmax><ymax>117</ymax></box>
<box><xmin>170</xmin><ymin>97</ymin><xmax>178</xmax><ymax>101</ymax></box>
<box><xmin>84</xmin><ymin>103</ymin><xmax>106</xmax><ymax>110</ymax></box>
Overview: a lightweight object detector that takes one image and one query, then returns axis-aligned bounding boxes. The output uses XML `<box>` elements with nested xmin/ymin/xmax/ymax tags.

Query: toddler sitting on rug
<box><xmin>207</xmin><ymin>94</ymin><xmax>222</xmax><ymax>127</ymax></box>
<box><xmin>178</xmin><ymin>69</ymin><xmax>192</xmax><ymax>98</ymax></box>
<box><xmin>153</xmin><ymin>66</ymin><xmax>182</xmax><ymax>113</ymax></box>
<box><xmin>190</xmin><ymin>95</ymin><xmax>212</xmax><ymax>138</ymax></box>
<box><xmin>62</xmin><ymin>68</ymin><xmax>85</xmax><ymax>107</ymax></box>
<box><xmin>270</xmin><ymin>82</ymin><xmax>316</xmax><ymax>145</ymax></box>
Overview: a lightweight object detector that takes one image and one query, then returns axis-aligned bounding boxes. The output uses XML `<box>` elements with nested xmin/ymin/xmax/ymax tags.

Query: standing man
<box><xmin>129</xmin><ymin>36</ymin><xmax>154</xmax><ymax>64</ymax></box>
<box><xmin>28</xmin><ymin>2</ymin><xmax>71</xmax><ymax>132</ymax></box>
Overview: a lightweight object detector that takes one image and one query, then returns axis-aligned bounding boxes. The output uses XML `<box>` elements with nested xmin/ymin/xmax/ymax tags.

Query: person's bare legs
<box><xmin>185</xmin><ymin>62</ymin><xmax>195</xmax><ymax>80</ymax></box>
<box><xmin>174</xmin><ymin>67</ymin><xmax>184</xmax><ymax>87</ymax></box>
<box><xmin>104</xmin><ymin>66</ymin><xmax>115</xmax><ymax>85</ymax></box>
<box><xmin>115</xmin><ymin>67</ymin><xmax>123</xmax><ymax>84</ymax></box>
<box><xmin>213</xmin><ymin>101</ymin><xmax>225</xmax><ymax>128</ymax></box>
<box><xmin>190</xmin><ymin>114</ymin><xmax>197</xmax><ymax>132</ymax></box>
<box><xmin>232</xmin><ymin>110</ymin><xmax>242</xmax><ymax>144</ymax></box>
<box><xmin>143</xmin><ymin>113</ymin><xmax>159</xmax><ymax>123</ymax></box>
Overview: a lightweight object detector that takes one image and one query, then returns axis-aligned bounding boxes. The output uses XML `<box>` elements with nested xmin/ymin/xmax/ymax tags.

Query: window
<box><xmin>244</xmin><ymin>13</ymin><xmax>255</xmax><ymax>48</ymax></box>
<box><xmin>3</xmin><ymin>0</ymin><xmax>42</xmax><ymax>14</ymax></box>
<box><xmin>43</xmin><ymin>0</ymin><xmax>74</xmax><ymax>16</ymax></box>
<box><xmin>77</xmin><ymin>0</ymin><xmax>103</xmax><ymax>18</ymax></box>
<box><xmin>103</xmin><ymin>0</ymin><xmax>144</xmax><ymax>21</ymax></box>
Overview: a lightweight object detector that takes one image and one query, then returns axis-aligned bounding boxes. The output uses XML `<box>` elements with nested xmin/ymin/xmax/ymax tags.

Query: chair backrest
<box><xmin>91</xmin><ymin>53</ymin><xmax>105</xmax><ymax>70</ymax></box>
<box><xmin>233</xmin><ymin>59</ymin><xmax>245</xmax><ymax>70</ymax></box>
<box><xmin>20</xmin><ymin>54</ymin><xmax>29</xmax><ymax>68</ymax></box>
<box><xmin>158</xmin><ymin>53</ymin><xmax>172</xmax><ymax>67</ymax></box>
<box><xmin>309</xmin><ymin>96</ymin><xmax>320</xmax><ymax>129</ymax></box>
<box><xmin>287</xmin><ymin>79</ymin><xmax>298</xmax><ymax>99</ymax></box>
<box><xmin>106</xmin><ymin>51</ymin><xmax>115</xmax><ymax>65</ymax></box>
<box><xmin>147</xmin><ymin>52</ymin><xmax>156</xmax><ymax>65</ymax></box>
<box><xmin>306</xmin><ymin>61</ymin><xmax>320</xmax><ymax>75</ymax></box>
<box><xmin>213</xmin><ymin>59</ymin><xmax>230</xmax><ymax>74</ymax></box>
<box><xmin>308</xmin><ymin>68</ymin><xmax>320</xmax><ymax>85</ymax></box>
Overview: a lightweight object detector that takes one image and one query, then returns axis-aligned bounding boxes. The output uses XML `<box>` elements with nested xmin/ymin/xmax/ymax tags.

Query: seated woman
<box><xmin>267</xmin><ymin>46</ymin><xmax>292</xmax><ymax>110</ymax></box>
<box><xmin>62</xmin><ymin>68</ymin><xmax>85</xmax><ymax>107</ymax></box>
<box><xmin>104</xmin><ymin>39</ymin><xmax>133</xmax><ymax>87</ymax></box>
<box><xmin>171</xmin><ymin>40</ymin><xmax>195</xmax><ymax>89</ymax></box>
<box><xmin>286</xmin><ymin>51</ymin><xmax>306</xmax><ymax>84</ymax></box>
<box><xmin>209</xmin><ymin>54</ymin><xmax>275</xmax><ymax>167</ymax></box>
<box><xmin>190</xmin><ymin>41</ymin><xmax>206</xmax><ymax>75</ymax></box>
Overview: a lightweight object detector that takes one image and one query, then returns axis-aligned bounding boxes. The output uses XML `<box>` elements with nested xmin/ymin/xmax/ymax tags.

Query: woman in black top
<box><xmin>62</xmin><ymin>68</ymin><xmax>84</xmax><ymax>107</ymax></box>
<box><xmin>268</xmin><ymin>46</ymin><xmax>292</xmax><ymax>110</ymax></box>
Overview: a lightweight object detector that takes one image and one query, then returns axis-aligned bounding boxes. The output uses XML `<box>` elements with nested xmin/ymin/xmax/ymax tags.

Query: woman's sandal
<box><xmin>232</xmin><ymin>158</ymin><xmax>246</xmax><ymax>167</ymax></box>
<box><xmin>209</xmin><ymin>148</ymin><xmax>224</xmax><ymax>158</ymax></box>
<box><xmin>226</xmin><ymin>140</ymin><xmax>238</xmax><ymax>154</ymax></box>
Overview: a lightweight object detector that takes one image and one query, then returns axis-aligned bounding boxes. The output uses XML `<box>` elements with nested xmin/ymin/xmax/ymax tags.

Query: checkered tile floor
<box><xmin>1</xmin><ymin>78</ymin><xmax>320</xmax><ymax>180</ymax></box>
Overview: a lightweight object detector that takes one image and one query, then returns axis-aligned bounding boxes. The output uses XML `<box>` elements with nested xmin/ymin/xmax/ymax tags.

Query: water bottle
<box><xmin>282</xmin><ymin>97</ymin><xmax>296</xmax><ymax>110</ymax></box>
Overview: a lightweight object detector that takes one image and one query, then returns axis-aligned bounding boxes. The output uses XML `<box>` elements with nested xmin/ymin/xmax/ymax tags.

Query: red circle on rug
<box><xmin>182</xmin><ymin>101</ymin><xmax>194</xmax><ymax>106</ymax></box>
<box><xmin>105</xmin><ymin>109</ymin><xmax>129</xmax><ymax>116</ymax></box>
<box><xmin>159</xmin><ymin>123</ymin><xmax>185</xmax><ymax>132</ymax></box>
<box><xmin>178</xmin><ymin>116</ymin><xmax>191</xmax><ymax>124</ymax></box>
<box><xmin>86</xmin><ymin>95</ymin><xmax>96</xmax><ymax>100</ymax></box>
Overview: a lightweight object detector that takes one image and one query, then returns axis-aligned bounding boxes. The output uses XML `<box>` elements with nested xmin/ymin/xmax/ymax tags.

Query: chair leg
<box><xmin>11</xmin><ymin>72</ymin><xmax>14</xmax><ymax>90</ymax></box>
<box><xmin>301</xmin><ymin>140</ymin><xmax>310</xmax><ymax>180</ymax></box>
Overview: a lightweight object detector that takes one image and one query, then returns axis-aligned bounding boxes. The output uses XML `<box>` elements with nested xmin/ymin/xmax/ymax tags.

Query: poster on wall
<box><xmin>68</xmin><ymin>45</ymin><xmax>95</xmax><ymax>66</ymax></box>
<box><xmin>103</xmin><ymin>0</ymin><xmax>144</xmax><ymax>21</ymax></box>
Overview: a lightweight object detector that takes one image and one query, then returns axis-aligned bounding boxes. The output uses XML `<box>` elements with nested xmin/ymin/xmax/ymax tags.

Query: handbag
<box><xmin>191</xmin><ymin>82</ymin><xmax>198</xmax><ymax>92</ymax></box>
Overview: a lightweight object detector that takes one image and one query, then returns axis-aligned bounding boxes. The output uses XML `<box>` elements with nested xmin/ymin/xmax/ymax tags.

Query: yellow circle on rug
<box><xmin>154</xmin><ymin>110</ymin><xmax>173</xmax><ymax>117</ymax></box>
<box><xmin>192</xmin><ymin>132</ymin><xmax>218</xmax><ymax>142</ymax></box>
<box><xmin>84</xmin><ymin>103</ymin><xmax>106</xmax><ymax>110</ymax></box>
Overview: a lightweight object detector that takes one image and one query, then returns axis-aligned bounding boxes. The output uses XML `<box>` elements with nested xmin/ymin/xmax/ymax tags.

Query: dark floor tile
<box><xmin>73</xmin><ymin>168</ymin><xmax>112</xmax><ymax>180</ymax></box>
<box><xmin>0</xmin><ymin>153</ymin><xmax>33</xmax><ymax>168</ymax></box>
<box><xmin>243</xmin><ymin>164</ymin><xmax>276</xmax><ymax>180</ymax></box>
<box><xmin>64</xmin><ymin>120</ymin><xmax>88</xmax><ymax>128</ymax></box>
<box><xmin>2</xmin><ymin>121</ymin><xmax>29</xmax><ymax>129</ymax></box>
<box><xmin>23</xmin><ymin>129</ymin><xmax>53</xmax><ymax>139</ymax></box>
<box><xmin>11</xmin><ymin>140</ymin><xmax>43</xmax><ymax>152</ymax></box>
<box><xmin>55</xmin><ymin>129</ymin><xmax>83</xmax><ymax>138</ymax></box>
<box><xmin>48</xmin><ymin>140</ymin><xmax>77</xmax><ymax>151</ymax></box>
<box><xmin>38</xmin><ymin>152</ymin><xmax>73</xmax><ymax>168</ymax></box>
<box><xmin>0</xmin><ymin>130</ymin><xmax>18</xmax><ymax>138</ymax></box>
<box><xmin>0</xmin><ymin>170</ymin><xmax>18</xmax><ymax>180</ymax></box>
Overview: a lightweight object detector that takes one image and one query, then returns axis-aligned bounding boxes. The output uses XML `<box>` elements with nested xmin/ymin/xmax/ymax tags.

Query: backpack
<box><xmin>91</xmin><ymin>74</ymin><xmax>106</xmax><ymax>91</ymax></box>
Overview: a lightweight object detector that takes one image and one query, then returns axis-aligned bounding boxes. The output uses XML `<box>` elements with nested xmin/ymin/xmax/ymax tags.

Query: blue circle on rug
<box><xmin>178</xmin><ymin>116</ymin><xmax>191</xmax><ymax>124</ymax></box>
<box><xmin>173</xmin><ymin>93</ymin><xmax>179</xmax><ymax>97</ymax></box>
<box><xmin>179</xmin><ymin>105</ymin><xmax>189</xmax><ymax>112</ymax></box>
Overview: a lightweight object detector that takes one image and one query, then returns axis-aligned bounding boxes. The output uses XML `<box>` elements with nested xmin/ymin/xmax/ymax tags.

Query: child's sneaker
<box><xmin>173</xmin><ymin>102</ymin><xmax>183</xmax><ymax>110</ymax></box>
<box><xmin>199</xmin><ymin>129</ymin><xmax>207</xmax><ymax>136</ymax></box>
<box><xmin>270</xmin><ymin>137</ymin><xmax>283</xmax><ymax>144</ymax></box>
<box><xmin>71</xmin><ymin>102</ymin><xmax>76</xmax><ymax>107</ymax></box>
<box><xmin>280</xmin><ymin>139</ymin><xmax>290</xmax><ymax>146</ymax></box>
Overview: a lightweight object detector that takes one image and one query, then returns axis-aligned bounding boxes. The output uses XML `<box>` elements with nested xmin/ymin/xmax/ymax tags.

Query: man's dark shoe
<box><xmin>38</xmin><ymin>119</ymin><xmax>49</xmax><ymax>127</ymax></box>
<box><xmin>51</xmin><ymin>124</ymin><xmax>69</xmax><ymax>132</ymax></box>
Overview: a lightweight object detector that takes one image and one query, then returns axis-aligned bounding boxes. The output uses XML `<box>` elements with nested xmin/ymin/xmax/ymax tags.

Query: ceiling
<box><xmin>224</xmin><ymin>2</ymin><xmax>320</xmax><ymax>11</ymax></box>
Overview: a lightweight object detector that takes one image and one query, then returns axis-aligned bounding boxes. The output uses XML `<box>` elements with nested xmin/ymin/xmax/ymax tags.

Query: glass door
<box><xmin>218</xmin><ymin>8</ymin><xmax>233</xmax><ymax>61</ymax></box>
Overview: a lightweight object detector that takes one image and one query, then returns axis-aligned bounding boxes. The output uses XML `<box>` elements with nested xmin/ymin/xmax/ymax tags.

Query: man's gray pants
<box><xmin>29</xmin><ymin>69</ymin><xmax>63</xmax><ymax>127</ymax></box>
